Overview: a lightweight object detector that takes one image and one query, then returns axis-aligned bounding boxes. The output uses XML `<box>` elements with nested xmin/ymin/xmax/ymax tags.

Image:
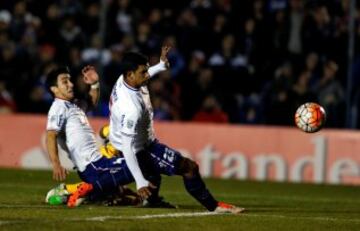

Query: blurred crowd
<box><xmin>1</xmin><ymin>0</ymin><xmax>360</xmax><ymax>128</ymax></box>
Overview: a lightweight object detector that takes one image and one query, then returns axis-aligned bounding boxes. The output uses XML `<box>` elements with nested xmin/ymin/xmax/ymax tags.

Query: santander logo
<box><xmin>180</xmin><ymin>136</ymin><xmax>360</xmax><ymax>185</ymax></box>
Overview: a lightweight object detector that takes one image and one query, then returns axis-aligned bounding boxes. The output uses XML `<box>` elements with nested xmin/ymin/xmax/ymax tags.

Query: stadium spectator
<box><xmin>148</xmin><ymin>70</ymin><xmax>181</xmax><ymax>120</ymax></box>
<box><xmin>262</xmin><ymin>62</ymin><xmax>294</xmax><ymax>125</ymax></box>
<box><xmin>314</xmin><ymin>60</ymin><xmax>345</xmax><ymax>127</ymax></box>
<box><xmin>81</xmin><ymin>34</ymin><xmax>111</xmax><ymax>65</ymax></box>
<box><xmin>192</xmin><ymin>94</ymin><xmax>229</xmax><ymax>123</ymax></box>
<box><xmin>152</xmin><ymin>95</ymin><xmax>173</xmax><ymax>121</ymax></box>
<box><xmin>57</xmin><ymin>15</ymin><xmax>86</xmax><ymax>63</ymax></box>
<box><xmin>291</xmin><ymin>70</ymin><xmax>317</xmax><ymax>107</ymax></box>
<box><xmin>135</xmin><ymin>21</ymin><xmax>158</xmax><ymax>55</ymax></box>
<box><xmin>181</xmin><ymin>67</ymin><xmax>217</xmax><ymax>120</ymax></box>
<box><xmin>303</xmin><ymin>52</ymin><xmax>321</xmax><ymax>85</ymax></box>
<box><xmin>235</xmin><ymin>93</ymin><xmax>263</xmax><ymax>124</ymax></box>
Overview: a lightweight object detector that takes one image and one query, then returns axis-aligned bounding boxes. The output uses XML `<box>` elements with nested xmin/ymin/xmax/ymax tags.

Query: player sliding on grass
<box><xmin>108</xmin><ymin>45</ymin><xmax>245</xmax><ymax>214</ymax></box>
<box><xmin>45</xmin><ymin>125</ymin><xmax>141</xmax><ymax>207</ymax></box>
<box><xmin>45</xmin><ymin>65</ymin><xmax>173</xmax><ymax>208</ymax></box>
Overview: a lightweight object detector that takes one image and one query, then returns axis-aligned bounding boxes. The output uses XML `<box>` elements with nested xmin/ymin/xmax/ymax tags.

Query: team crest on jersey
<box><xmin>127</xmin><ymin>120</ymin><xmax>134</xmax><ymax>129</ymax></box>
<box><xmin>50</xmin><ymin>115</ymin><xmax>57</xmax><ymax>123</ymax></box>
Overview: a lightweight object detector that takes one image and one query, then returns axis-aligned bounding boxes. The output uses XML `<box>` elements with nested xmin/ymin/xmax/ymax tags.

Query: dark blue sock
<box><xmin>146</xmin><ymin>174</ymin><xmax>162</xmax><ymax>203</ymax></box>
<box><xmin>183</xmin><ymin>173</ymin><xmax>218</xmax><ymax>211</ymax></box>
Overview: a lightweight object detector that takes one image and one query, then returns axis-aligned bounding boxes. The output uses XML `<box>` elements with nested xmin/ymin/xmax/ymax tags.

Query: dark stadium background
<box><xmin>1</xmin><ymin>2</ymin><xmax>360</xmax><ymax>229</ymax></box>
<box><xmin>0</xmin><ymin>0</ymin><xmax>359</xmax><ymax>128</ymax></box>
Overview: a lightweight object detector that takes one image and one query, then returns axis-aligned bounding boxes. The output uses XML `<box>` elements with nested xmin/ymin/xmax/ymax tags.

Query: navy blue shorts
<box><xmin>139</xmin><ymin>140</ymin><xmax>183</xmax><ymax>176</ymax></box>
<box><xmin>78</xmin><ymin>140</ymin><xmax>183</xmax><ymax>195</ymax></box>
<box><xmin>78</xmin><ymin>156</ymin><xmax>134</xmax><ymax>193</ymax></box>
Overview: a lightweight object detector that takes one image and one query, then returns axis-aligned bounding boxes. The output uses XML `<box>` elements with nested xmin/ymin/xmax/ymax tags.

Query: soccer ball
<box><xmin>45</xmin><ymin>183</ymin><xmax>69</xmax><ymax>203</ymax></box>
<box><xmin>295</xmin><ymin>102</ymin><xmax>326</xmax><ymax>133</ymax></box>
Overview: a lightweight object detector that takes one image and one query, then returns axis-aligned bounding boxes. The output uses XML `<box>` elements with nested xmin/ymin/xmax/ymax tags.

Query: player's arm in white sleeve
<box><xmin>46</xmin><ymin>107</ymin><xmax>68</xmax><ymax>181</ymax></box>
<box><xmin>119</xmin><ymin>112</ymin><xmax>150</xmax><ymax>189</ymax></box>
<box><xmin>148</xmin><ymin>45</ymin><xmax>171</xmax><ymax>77</ymax></box>
<box><xmin>121</xmin><ymin>134</ymin><xmax>149</xmax><ymax>189</ymax></box>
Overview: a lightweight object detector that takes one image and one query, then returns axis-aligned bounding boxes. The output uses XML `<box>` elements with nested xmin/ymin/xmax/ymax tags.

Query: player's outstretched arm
<box><xmin>121</xmin><ymin>135</ymin><xmax>150</xmax><ymax>188</ymax></box>
<box><xmin>46</xmin><ymin>130</ymin><xmax>68</xmax><ymax>181</ymax></box>
<box><xmin>82</xmin><ymin>65</ymin><xmax>100</xmax><ymax>107</ymax></box>
<box><xmin>148</xmin><ymin>45</ymin><xmax>171</xmax><ymax>77</ymax></box>
<box><xmin>160</xmin><ymin>45</ymin><xmax>171</xmax><ymax>68</ymax></box>
<box><xmin>120</xmin><ymin>134</ymin><xmax>159</xmax><ymax>200</ymax></box>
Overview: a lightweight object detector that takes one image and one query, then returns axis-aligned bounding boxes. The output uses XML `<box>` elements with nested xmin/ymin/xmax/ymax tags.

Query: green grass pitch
<box><xmin>0</xmin><ymin>168</ymin><xmax>359</xmax><ymax>231</ymax></box>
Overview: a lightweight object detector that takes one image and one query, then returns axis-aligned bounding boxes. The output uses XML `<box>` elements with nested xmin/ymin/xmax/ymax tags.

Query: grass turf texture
<box><xmin>0</xmin><ymin>168</ymin><xmax>359</xmax><ymax>231</ymax></box>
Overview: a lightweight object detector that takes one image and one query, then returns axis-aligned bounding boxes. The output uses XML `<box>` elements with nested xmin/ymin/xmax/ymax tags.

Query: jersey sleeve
<box><xmin>121</xmin><ymin>135</ymin><xmax>149</xmax><ymax>189</ymax></box>
<box><xmin>46</xmin><ymin>104</ymin><xmax>67</xmax><ymax>132</ymax></box>
<box><xmin>114</xmin><ymin>110</ymin><xmax>149</xmax><ymax>189</ymax></box>
<box><xmin>148</xmin><ymin>60</ymin><xmax>167</xmax><ymax>78</ymax></box>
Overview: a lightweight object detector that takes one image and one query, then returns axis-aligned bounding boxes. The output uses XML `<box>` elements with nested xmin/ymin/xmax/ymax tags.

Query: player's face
<box><xmin>133</xmin><ymin>64</ymin><xmax>150</xmax><ymax>87</ymax></box>
<box><xmin>53</xmin><ymin>74</ymin><xmax>74</xmax><ymax>101</ymax></box>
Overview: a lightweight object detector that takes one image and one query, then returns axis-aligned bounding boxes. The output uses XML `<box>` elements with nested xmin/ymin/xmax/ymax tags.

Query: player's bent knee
<box><xmin>179</xmin><ymin>158</ymin><xmax>199</xmax><ymax>178</ymax></box>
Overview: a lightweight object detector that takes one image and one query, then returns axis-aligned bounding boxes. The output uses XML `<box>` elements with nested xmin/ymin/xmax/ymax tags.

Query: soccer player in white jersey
<box><xmin>46</xmin><ymin>66</ymin><xmax>137</xmax><ymax>207</ymax></box>
<box><xmin>109</xmin><ymin>46</ymin><xmax>245</xmax><ymax>214</ymax></box>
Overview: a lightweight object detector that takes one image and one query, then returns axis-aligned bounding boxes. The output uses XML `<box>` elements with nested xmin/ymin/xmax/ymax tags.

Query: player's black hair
<box><xmin>45</xmin><ymin>66</ymin><xmax>70</xmax><ymax>96</ymax></box>
<box><xmin>121</xmin><ymin>52</ymin><xmax>148</xmax><ymax>78</ymax></box>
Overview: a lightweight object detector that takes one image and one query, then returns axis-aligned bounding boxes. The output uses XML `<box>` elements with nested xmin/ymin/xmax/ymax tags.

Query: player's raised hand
<box><xmin>137</xmin><ymin>182</ymin><xmax>157</xmax><ymax>200</ymax></box>
<box><xmin>160</xmin><ymin>45</ymin><xmax>171</xmax><ymax>68</ymax></box>
<box><xmin>82</xmin><ymin>65</ymin><xmax>99</xmax><ymax>85</ymax></box>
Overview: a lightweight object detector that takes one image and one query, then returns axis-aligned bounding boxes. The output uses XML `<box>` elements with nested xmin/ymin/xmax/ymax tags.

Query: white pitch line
<box><xmin>0</xmin><ymin>213</ymin><xmax>223</xmax><ymax>226</ymax></box>
<box><xmin>0</xmin><ymin>204</ymin><xmax>50</xmax><ymax>208</ymax></box>
<box><xmin>2</xmin><ymin>212</ymin><xmax>360</xmax><ymax>225</ymax></box>
<box><xmin>76</xmin><ymin>212</ymin><xmax>225</xmax><ymax>221</ymax></box>
<box><xmin>70</xmin><ymin>212</ymin><xmax>360</xmax><ymax>224</ymax></box>
<box><xmin>75</xmin><ymin>213</ymin><xmax>360</xmax><ymax>223</ymax></box>
<box><xmin>243</xmin><ymin>214</ymin><xmax>360</xmax><ymax>223</ymax></box>
<box><xmin>0</xmin><ymin>221</ymin><xmax>22</xmax><ymax>226</ymax></box>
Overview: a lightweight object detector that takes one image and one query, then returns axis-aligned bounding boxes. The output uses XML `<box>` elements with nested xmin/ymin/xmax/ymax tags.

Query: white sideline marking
<box><xmin>0</xmin><ymin>213</ymin><xmax>220</xmax><ymax>226</ymax></box>
<box><xmin>1</xmin><ymin>213</ymin><xmax>360</xmax><ymax>225</ymax></box>
<box><xmin>0</xmin><ymin>221</ymin><xmax>23</xmax><ymax>226</ymax></box>
<box><xmin>244</xmin><ymin>214</ymin><xmax>360</xmax><ymax>223</ymax></box>
<box><xmin>0</xmin><ymin>221</ymin><xmax>13</xmax><ymax>225</ymax></box>
<box><xmin>77</xmin><ymin>213</ymin><xmax>360</xmax><ymax>223</ymax></box>
<box><xmin>0</xmin><ymin>204</ymin><xmax>49</xmax><ymax>208</ymax></box>
<box><xmin>79</xmin><ymin>212</ymin><xmax>221</xmax><ymax>221</ymax></box>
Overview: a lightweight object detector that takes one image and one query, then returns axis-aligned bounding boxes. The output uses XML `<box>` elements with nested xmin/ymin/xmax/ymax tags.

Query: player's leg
<box><xmin>177</xmin><ymin>157</ymin><xmax>245</xmax><ymax>213</ymax></box>
<box><xmin>147</xmin><ymin>140</ymin><xmax>245</xmax><ymax>213</ymax></box>
<box><xmin>46</xmin><ymin>182</ymin><xmax>96</xmax><ymax>206</ymax></box>
<box><xmin>105</xmin><ymin>185</ymin><xmax>141</xmax><ymax>206</ymax></box>
<box><xmin>145</xmin><ymin>141</ymin><xmax>217</xmax><ymax>210</ymax></box>
<box><xmin>177</xmin><ymin>157</ymin><xmax>219</xmax><ymax>211</ymax></box>
<box><xmin>80</xmin><ymin>156</ymin><xmax>134</xmax><ymax>192</ymax></box>
<box><xmin>69</xmin><ymin>156</ymin><xmax>135</xmax><ymax>207</ymax></box>
<box><xmin>136</xmin><ymin>150</ymin><xmax>179</xmax><ymax>208</ymax></box>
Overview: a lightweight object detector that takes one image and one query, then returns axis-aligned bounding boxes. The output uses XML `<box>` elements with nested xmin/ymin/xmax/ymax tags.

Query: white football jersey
<box><xmin>109</xmin><ymin>61</ymin><xmax>167</xmax><ymax>189</ymax></box>
<box><xmin>46</xmin><ymin>98</ymin><xmax>102</xmax><ymax>172</ymax></box>
<box><xmin>109</xmin><ymin>76</ymin><xmax>155</xmax><ymax>153</ymax></box>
